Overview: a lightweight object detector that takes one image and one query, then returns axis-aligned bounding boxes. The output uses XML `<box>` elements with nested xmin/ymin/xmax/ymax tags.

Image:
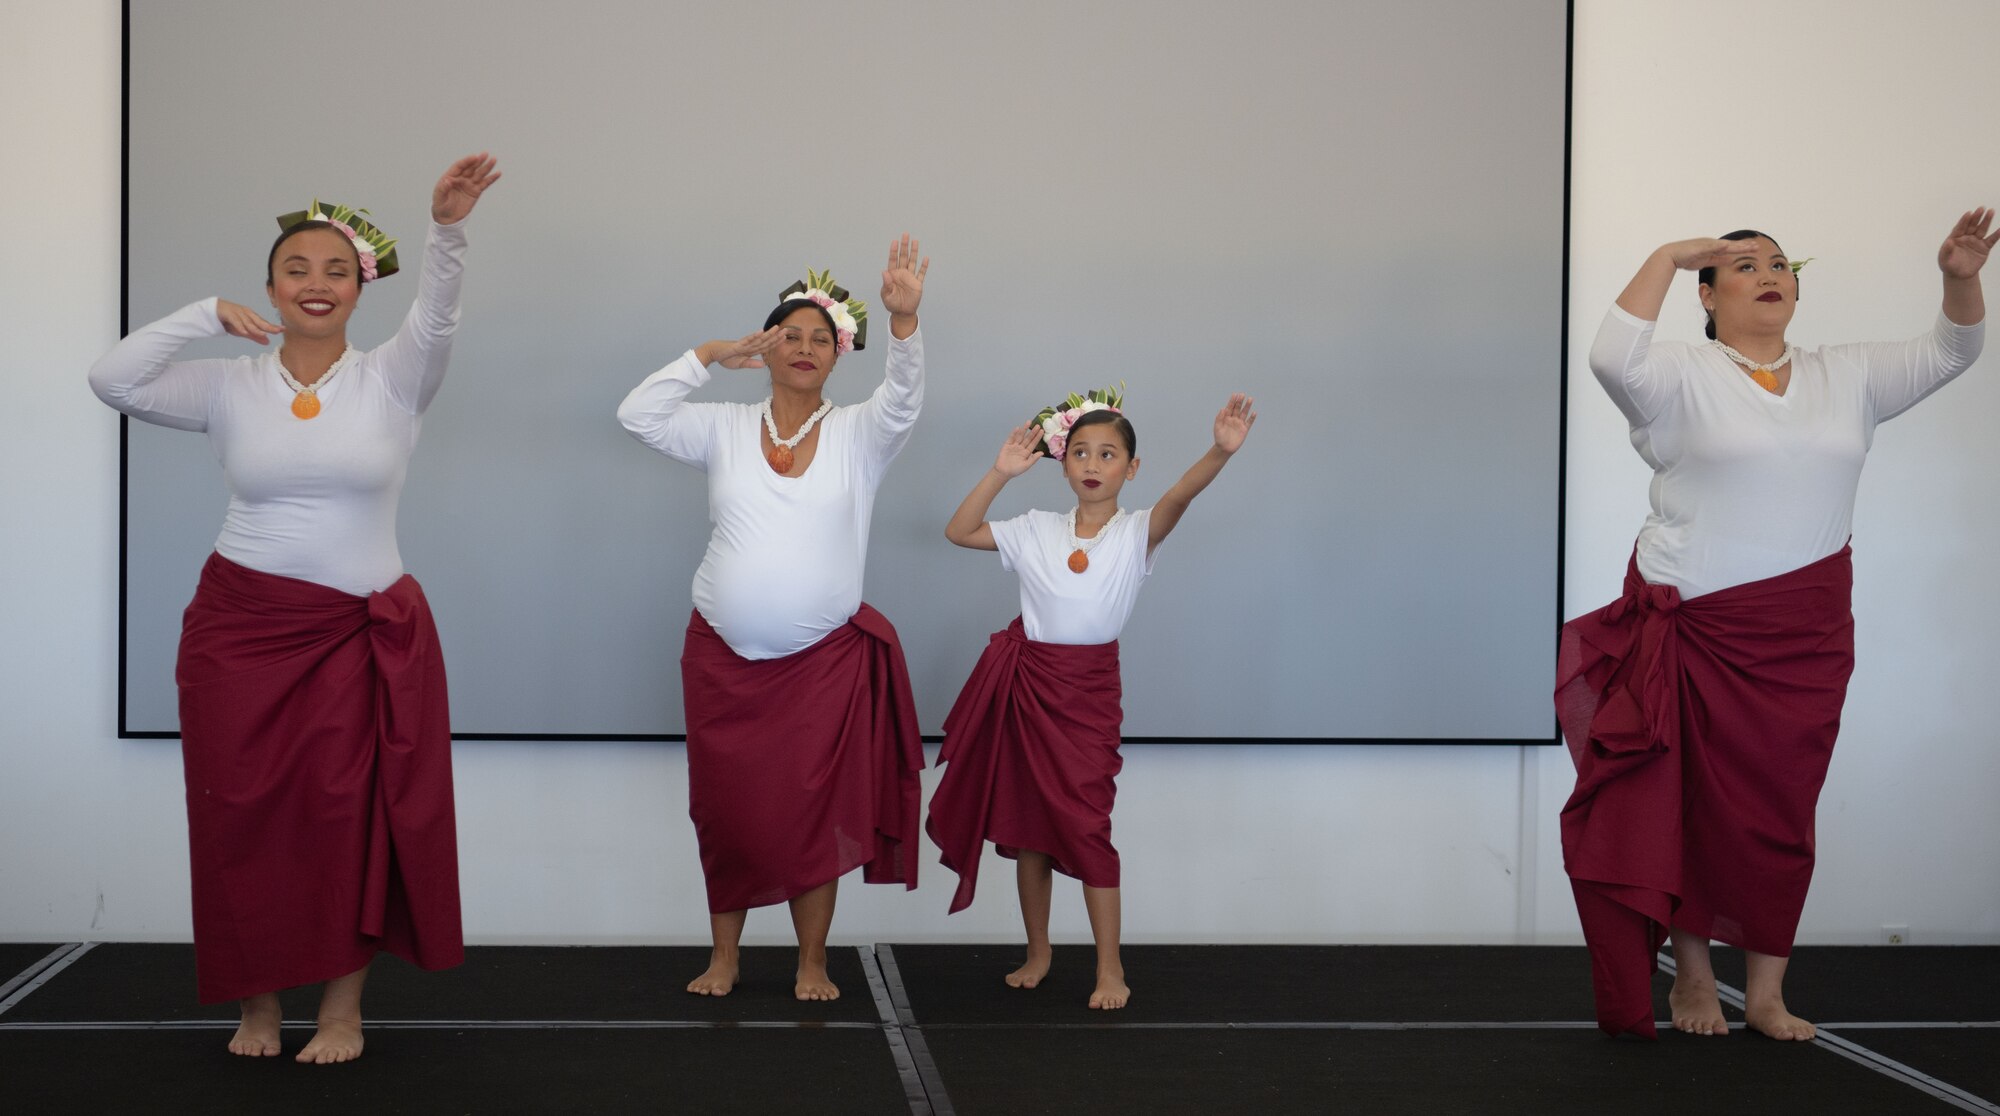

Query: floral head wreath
<box><xmin>275</xmin><ymin>200</ymin><xmax>400</xmax><ymax>281</ymax></box>
<box><xmin>1788</xmin><ymin>258</ymin><xmax>1813</xmax><ymax>273</ymax></box>
<box><xmin>777</xmin><ymin>268</ymin><xmax>868</xmax><ymax>352</ymax></box>
<box><xmin>1032</xmin><ymin>383</ymin><xmax>1126</xmax><ymax>460</ymax></box>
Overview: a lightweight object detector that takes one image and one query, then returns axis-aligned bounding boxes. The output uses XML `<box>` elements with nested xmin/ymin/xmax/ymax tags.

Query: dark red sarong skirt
<box><xmin>1556</xmin><ymin>546</ymin><xmax>1854</xmax><ymax>1038</ymax></box>
<box><xmin>927</xmin><ymin>619</ymin><xmax>1124</xmax><ymax>914</ymax></box>
<box><xmin>176</xmin><ymin>553</ymin><xmax>462</xmax><ymax>1004</ymax></box>
<box><xmin>681</xmin><ymin>605</ymin><xmax>924</xmax><ymax>912</ymax></box>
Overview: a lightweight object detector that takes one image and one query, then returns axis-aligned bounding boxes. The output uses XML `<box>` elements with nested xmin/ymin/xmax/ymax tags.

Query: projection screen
<box><xmin>121</xmin><ymin>0</ymin><xmax>1567</xmax><ymax>742</ymax></box>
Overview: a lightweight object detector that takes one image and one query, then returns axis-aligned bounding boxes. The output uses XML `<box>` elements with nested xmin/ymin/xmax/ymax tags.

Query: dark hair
<box><xmin>266</xmin><ymin>221</ymin><xmax>365</xmax><ymax>286</ymax></box>
<box><xmin>764</xmin><ymin>300</ymin><xmax>839</xmax><ymax>343</ymax></box>
<box><xmin>1067</xmin><ymin>408</ymin><xmax>1138</xmax><ymax>456</ymax></box>
<box><xmin>1697</xmin><ymin>228</ymin><xmax>1793</xmax><ymax>340</ymax></box>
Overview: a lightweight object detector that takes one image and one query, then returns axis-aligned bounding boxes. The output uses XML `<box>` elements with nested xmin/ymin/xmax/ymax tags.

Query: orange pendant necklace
<box><xmin>277</xmin><ymin>348</ymin><xmax>353</xmax><ymax>420</ymax></box>
<box><xmin>1065</xmin><ymin>507</ymin><xmax>1125</xmax><ymax>574</ymax></box>
<box><xmin>1712</xmin><ymin>341</ymin><xmax>1793</xmax><ymax>396</ymax></box>
<box><xmin>761</xmin><ymin>397</ymin><xmax>833</xmax><ymax>474</ymax></box>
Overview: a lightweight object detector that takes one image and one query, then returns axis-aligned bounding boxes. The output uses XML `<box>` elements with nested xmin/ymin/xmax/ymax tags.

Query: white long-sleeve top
<box><xmin>617</xmin><ymin>331</ymin><xmax>925</xmax><ymax>659</ymax></box>
<box><xmin>1590</xmin><ymin>304</ymin><xmax>1984</xmax><ymax>599</ymax></box>
<box><xmin>992</xmin><ymin>507</ymin><xmax>1157</xmax><ymax>645</ymax></box>
<box><xmin>88</xmin><ymin>220</ymin><xmax>467</xmax><ymax>596</ymax></box>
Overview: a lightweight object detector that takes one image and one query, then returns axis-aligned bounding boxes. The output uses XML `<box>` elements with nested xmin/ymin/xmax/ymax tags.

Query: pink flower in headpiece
<box><xmin>788</xmin><ymin>288</ymin><xmax>858</xmax><ymax>353</ymax></box>
<box><xmin>1046</xmin><ymin>431</ymin><xmax>1068</xmax><ymax>458</ymax></box>
<box><xmin>323</xmin><ymin>220</ymin><xmax>379</xmax><ymax>281</ymax></box>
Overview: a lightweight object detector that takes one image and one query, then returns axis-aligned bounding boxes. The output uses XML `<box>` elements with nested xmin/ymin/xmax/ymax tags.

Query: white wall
<box><xmin>2</xmin><ymin>0</ymin><xmax>1994</xmax><ymax>948</ymax></box>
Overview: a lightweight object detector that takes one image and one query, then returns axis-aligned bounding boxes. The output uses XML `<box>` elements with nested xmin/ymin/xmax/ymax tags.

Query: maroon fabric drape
<box><xmin>176</xmin><ymin>553</ymin><xmax>462</xmax><ymax>1004</ymax></box>
<box><xmin>680</xmin><ymin>605</ymin><xmax>924</xmax><ymax>913</ymax></box>
<box><xmin>926</xmin><ymin>618</ymin><xmax>1124</xmax><ymax>914</ymax></box>
<box><xmin>1556</xmin><ymin>546</ymin><xmax>1854</xmax><ymax>1038</ymax></box>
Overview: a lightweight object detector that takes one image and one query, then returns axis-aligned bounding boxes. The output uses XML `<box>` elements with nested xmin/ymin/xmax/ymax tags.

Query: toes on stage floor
<box><xmin>2</xmin><ymin>943</ymin><xmax>1994</xmax><ymax>1114</ymax></box>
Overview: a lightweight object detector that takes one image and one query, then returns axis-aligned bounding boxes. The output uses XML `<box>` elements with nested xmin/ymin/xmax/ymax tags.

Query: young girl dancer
<box><xmin>928</xmin><ymin>390</ymin><xmax>1256</xmax><ymax>1009</ymax></box>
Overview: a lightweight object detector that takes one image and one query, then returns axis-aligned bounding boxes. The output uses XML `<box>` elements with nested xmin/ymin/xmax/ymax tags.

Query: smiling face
<box><xmin>1060</xmin><ymin>421</ymin><xmax>1140</xmax><ymax>508</ymax></box>
<box><xmin>1699</xmin><ymin>236</ymin><xmax>1797</xmax><ymax>342</ymax></box>
<box><xmin>768</xmin><ymin>304</ymin><xmax>839</xmax><ymax>393</ymax></box>
<box><xmin>266</xmin><ymin>226</ymin><xmax>362</xmax><ymax>341</ymax></box>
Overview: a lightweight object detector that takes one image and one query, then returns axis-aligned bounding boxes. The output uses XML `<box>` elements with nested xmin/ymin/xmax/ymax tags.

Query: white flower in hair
<box><xmin>1029</xmin><ymin>383</ymin><xmax>1126</xmax><ymax>460</ymax></box>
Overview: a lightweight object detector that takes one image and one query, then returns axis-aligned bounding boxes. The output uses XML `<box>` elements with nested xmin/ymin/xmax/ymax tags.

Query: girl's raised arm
<box><xmin>945</xmin><ymin>423</ymin><xmax>1044</xmax><ymax>551</ymax></box>
<box><xmin>1147</xmin><ymin>394</ymin><xmax>1254</xmax><ymax>553</ymax></box>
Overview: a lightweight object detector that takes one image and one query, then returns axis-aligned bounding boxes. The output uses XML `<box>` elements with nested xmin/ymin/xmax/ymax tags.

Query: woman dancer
<box><xmin>1559</xmin><ymin>210</ymin><xmax>1992</xmax><ymax>1040</ymax></box>
<box><xmin>89</xmin><ymin>153</ymin><xmax>502</xmax><ymax>1063</ymax></box>
<box><xmin>617</xmin><ymin>238</ymin><xmax>930</xmax><ymax>1002</ymax></box>
<box><xmin>928</xmin><ymin>391</ymin><xmax>1256</xmax><ymax>1009</ymax></box>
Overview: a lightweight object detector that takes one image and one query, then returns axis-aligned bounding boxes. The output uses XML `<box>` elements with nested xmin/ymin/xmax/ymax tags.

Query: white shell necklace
<box><xmin>276</xmin><ymin>346</ymin><xmax>357</xmax><ymax>420</ymax></box>
<box><xmin>760</xmin><ymin>396</ymin><xmax>834</xmax><ymax>474</ymax></box>
<box><xmin>1710</xmin><ymin>340</ymin><xmax>1794</xmax><ymax>394</ymax></box>
<box><xmin>1064</xmin><ymin>506</ymin><xmax>1125</xmax><ymax>574</ymax></box>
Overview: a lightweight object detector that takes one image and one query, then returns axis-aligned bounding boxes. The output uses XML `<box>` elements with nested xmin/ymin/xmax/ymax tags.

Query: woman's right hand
<box><xmin>217</xmin><ymin>300</ymin><xmax>283</xmax><ymax>345</ymax></box>
<box><xmin>696</xmin><ymin>326</ymin><xmax>783</xmax><ymax>370</ymax></box>
<box><xmin>1660</xmin><ymin>237</ymin><xmax>1762</xmax><ymax>271</ymax></box>
<box><xmin>993</xmin><ymin>423</ymin><xmax>1045</xmax><ymax>477</ymax></box>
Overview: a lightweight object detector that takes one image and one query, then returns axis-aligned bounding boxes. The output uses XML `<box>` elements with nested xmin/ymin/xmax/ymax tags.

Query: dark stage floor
<box><xmin>1</xmin><ymin>942</ymin><xmax>1993</xmax><ymax>1114</ymax></box>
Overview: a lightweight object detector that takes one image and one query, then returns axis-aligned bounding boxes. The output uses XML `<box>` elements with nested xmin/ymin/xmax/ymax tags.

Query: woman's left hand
<box><xmin>1214</xmin><ymin>393</ymin><xmax>1257</xmax><ymax>454</ymax></box>
<box><xmin>432</xmin><ymin>152</ymin><xmax>502</xmax><ymax>225</ymax></box>
<box><xmin>881</xmin><ymin>233</ymin><xmax>929</xmax><ymax>320</ymax></box>
<box><xmin>1939</xmin><ymin>207</ymin><xmax>1997</xmax><ymax>280</ymax></box>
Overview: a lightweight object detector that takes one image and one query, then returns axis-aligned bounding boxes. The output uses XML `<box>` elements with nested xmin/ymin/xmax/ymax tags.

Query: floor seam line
<box><xmin>0</xmin><ymin>943</ymin><xmax>94</xmax><ymax>1019</ymax></box>
<box><xmin>1656</xmin><ymin>951</ymin><xmax>1999</xmax><ymax>1115</ymax></box>
<box><xmin>875</xmin><ymin>944</ymin><xmax>957</xmax><ymax>1116</ymax></box>
<box><xmin>0</xmin><ymin>944</ymin><xmax>85</xmax><ymax>1005</ymax></box>
<box><xmin>860</xmin><ymin>945</ymin><xmax>937</xmax><ymax>1116</ymax></box>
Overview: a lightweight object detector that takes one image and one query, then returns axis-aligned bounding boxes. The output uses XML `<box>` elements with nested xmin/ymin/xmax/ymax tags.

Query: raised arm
<box><xmin>1613</xmin><ymin>238</ymin><xmax>1752</xmax><ymax>321</ymax></box>
<box><xmin>945</xmin><ymin>424</ymin><xmax>1044</xmax><ymax>551</ymax></box>
<box><xmin>1939</xmin><ymin>206</ymin><xmax>1994</xmax><ymax>326</ymax></box>
<box><xmin>859</xmin><ymin>234</ymin><xmax>931</xmax><ymax>465</ymax></box>
<box><xmin>1856</xmin><ymin>209</ymin><xmax>1994</xmax><ymax>420</ymax></box>
<box><xmin>616</xmin><ymin>328</ymin><xmax>784</xmax><ymax>466</ymax></box>
<box><xmin>87</xmin><ymin>298</ymin><xmax>281</xmax><ymax>431</ymax></box>
<box><xmin>1146</xmin><ymin>394</ymin><xmax>1256</xmax><ymax>553</ymax></box>
<box><xmin>375</xmin><ymin>153</ymin><xmax>501</xmax><ymax>414</ymax></box>
<box><xmin>1590</xmin><ymin>238</ymin><xmax>1748</xmax><ymax>426</ymax></box>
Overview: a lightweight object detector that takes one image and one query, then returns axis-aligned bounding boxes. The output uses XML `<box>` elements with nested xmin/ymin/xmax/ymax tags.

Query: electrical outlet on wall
<box><xmin>1881</xmin><ymin>924</ymin><xmax>1911</xmax><ymax>945</ymax></box>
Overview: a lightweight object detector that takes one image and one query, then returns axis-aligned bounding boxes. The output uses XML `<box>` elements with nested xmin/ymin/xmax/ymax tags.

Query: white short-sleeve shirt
<box><xmin>991</xmin><ymin>507</ymin><xmax>1156</xmax><ymax>646</ymax></box>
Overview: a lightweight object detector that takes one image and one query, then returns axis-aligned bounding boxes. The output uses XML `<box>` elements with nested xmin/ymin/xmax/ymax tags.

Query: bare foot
<box><xmin>1745</xmin><ymin>999</ymin><xmax>1816</xmax><ymax>1041</ymax></box>
<box><xmin>1669</xmin><ymin>976</ymin><xmax>1729</xmax><ymax>1036</ymax></box>
<box><xmin>687</xmin><ymin>954</ymin><xmax>739</xmax><ymax>997</ymax></box>
<box><xmin>795</xmin><ymin>960</ymin><xmax>840</xmax><ymax>1002</ymax></box>
<box><xmin>295</xmin><ymin>1015</ymin><xmax>363</xmax><ymax>1064</ymax></box>
<box><xmin>229</xmin><ymin>994</ymin><xmax>283</xmax><ymax>1057</ymax></box>
<box><xmin>1088</xmin><ymin>968</ymin><xmax>1130</xmax><ymax>1010</ymax></box>
<box><xmin>1005</xmin><ymin>945</ymin><xmax>1052</xmax><ymax>989</ymax></box>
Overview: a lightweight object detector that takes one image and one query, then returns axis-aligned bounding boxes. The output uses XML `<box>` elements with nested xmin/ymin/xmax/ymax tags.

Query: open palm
<box><xmin>1939</xmin><ymin>207</ymin><xmax>1998</xmax><ymax>280</ymax></box>
<box><xmin>432</xmin><ymin>152</ymin><xmax>501</xmax><ymax>225</ymax></box>
<box><xmin>880</xmin><ymin>233</ymin><xmax>929</xmax><ymax>317</ymax></box>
